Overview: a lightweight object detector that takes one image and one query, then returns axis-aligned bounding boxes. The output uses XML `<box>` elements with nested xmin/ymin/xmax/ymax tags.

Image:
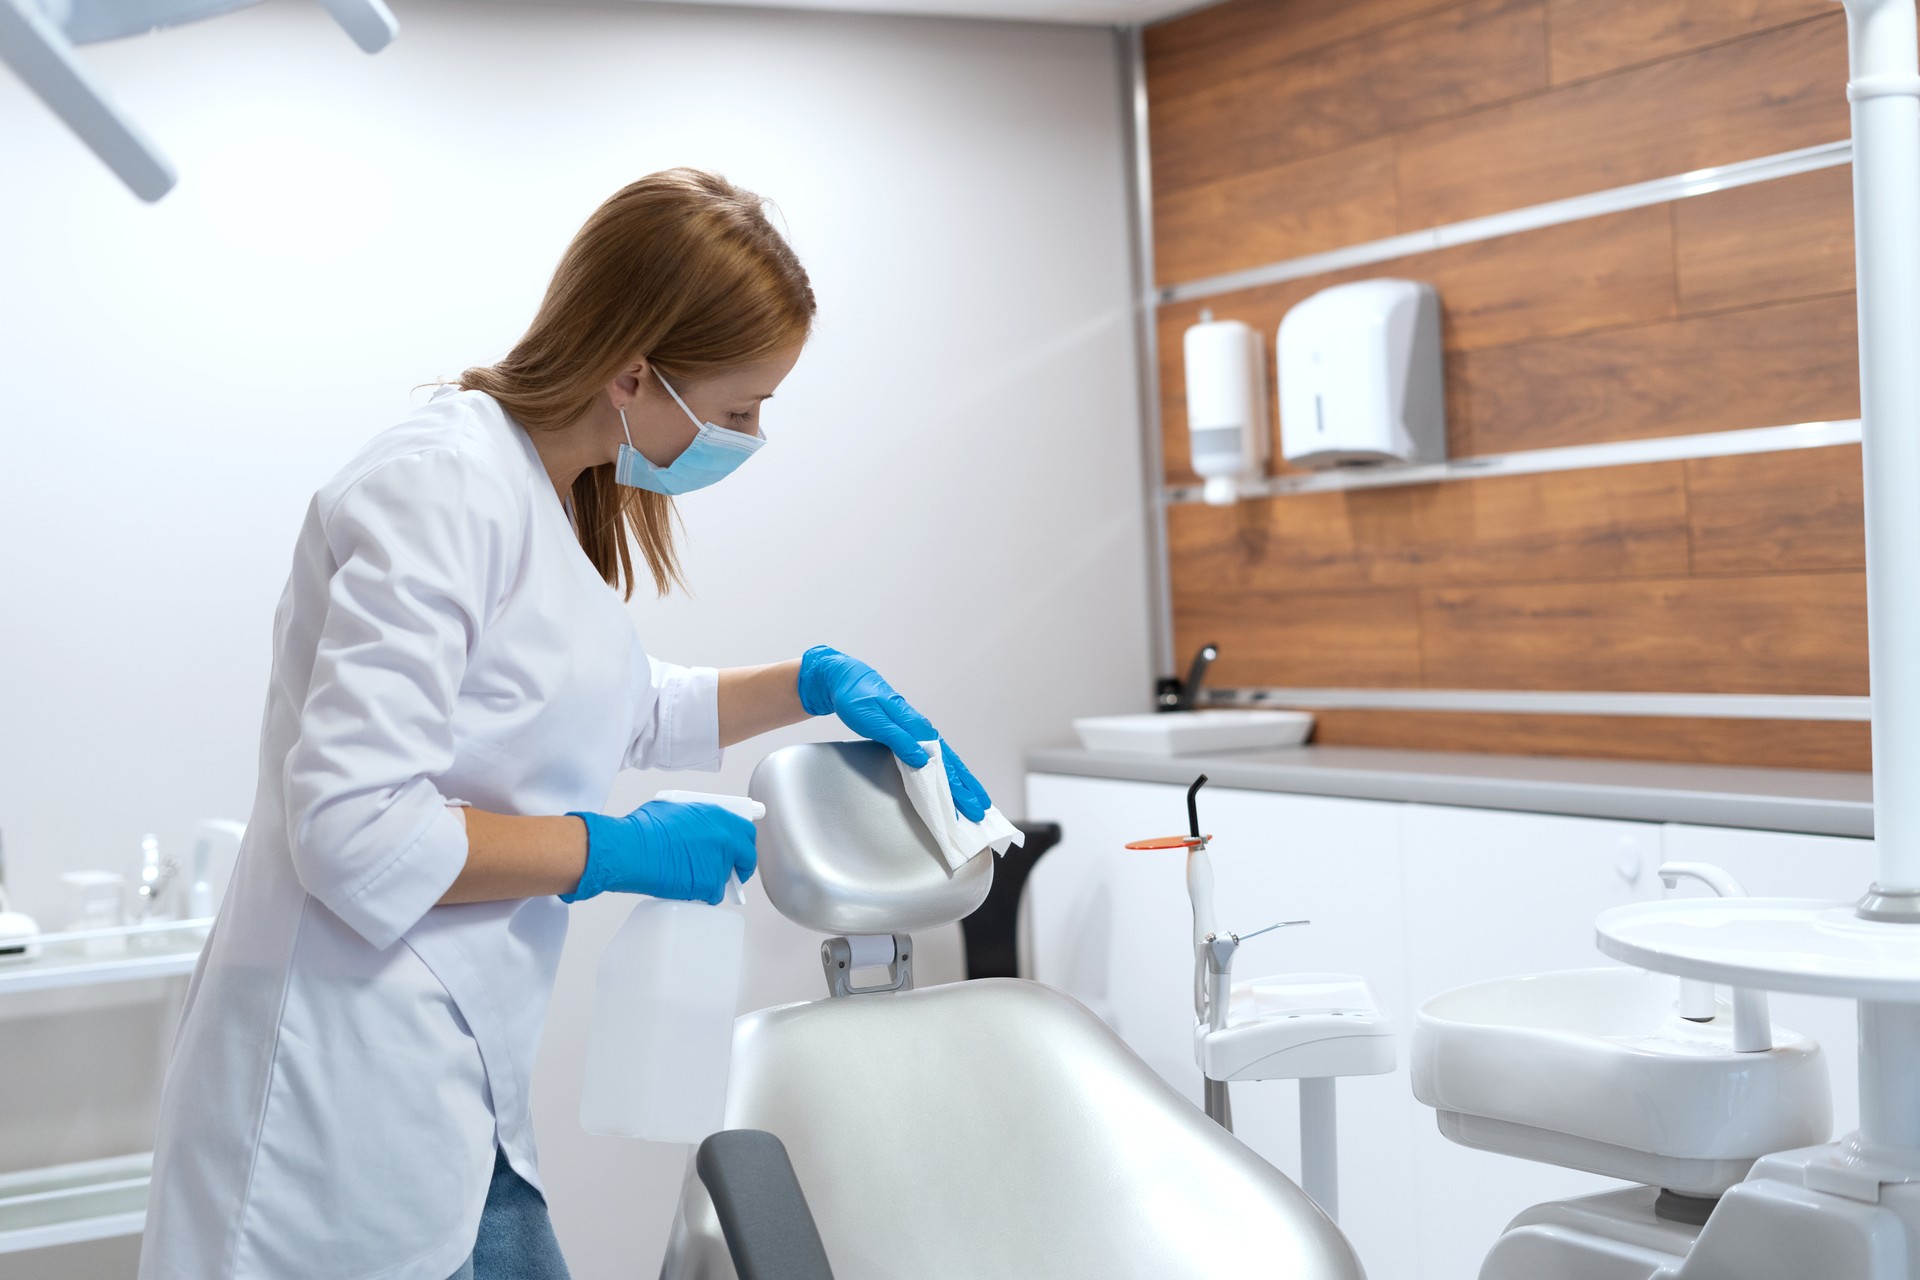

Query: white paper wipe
<box><xmin>897</xmin><ymin>739</ymin><xmax>1025</xmax><ymax>873</ymax></box>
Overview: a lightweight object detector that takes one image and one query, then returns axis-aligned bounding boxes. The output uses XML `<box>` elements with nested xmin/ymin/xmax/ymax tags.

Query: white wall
<box><xmin>0</xmin><ymin>2</ymin><xmax>1150</xmax><ymax>1274</ymax></box>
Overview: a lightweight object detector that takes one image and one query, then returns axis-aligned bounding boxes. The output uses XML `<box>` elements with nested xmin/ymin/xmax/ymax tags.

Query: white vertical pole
<box><xmin>1858</xmin><ymin>1002</ymin><xmax>1920</xmax><ymax>1149</ymax></box>
<box><xmin>1299</xmin><ymin>1076</ymin><xmax>1339</xmax><ymax>1221</ymax></box>
<box><xmin>1842</xmin><ymin>0</ymin><xmax>1920</xmax><ymax>905</ymax></box>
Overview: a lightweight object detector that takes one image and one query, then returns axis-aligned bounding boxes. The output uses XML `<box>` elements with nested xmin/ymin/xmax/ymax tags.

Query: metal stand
<box><xmin>1204</xmin><ymin>1078</ymin><xmax>1233</xmax><ymax>1131</ymax></box>
<box><xmin>1300</xmin><ymin>1077</ymin><xmax>1338</xmax><ymax>1220</ymax></box>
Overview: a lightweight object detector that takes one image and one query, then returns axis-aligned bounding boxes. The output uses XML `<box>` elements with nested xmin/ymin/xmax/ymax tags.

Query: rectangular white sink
<box><xmin>1072</xmin><ymin>710</ymin><xmax>1314</xmax><ymax>756</ymax></box>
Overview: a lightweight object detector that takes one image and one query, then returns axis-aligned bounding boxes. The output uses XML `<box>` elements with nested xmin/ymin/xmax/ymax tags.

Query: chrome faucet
<box><xmin>1158</xmin><ymin>643</ymin><xmax>1219</xmax><ymax>712</ymax></box>
<box><xmin>1658</xmin><ymin>862</ymin><xmax>1771</xmax><ymax>1051</ymax></box>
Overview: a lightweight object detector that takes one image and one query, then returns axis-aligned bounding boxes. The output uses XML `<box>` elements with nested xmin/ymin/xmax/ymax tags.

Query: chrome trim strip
<box><xmin>1158</xmin><ymin>140</ymin><xmax>1853</xmax><ymax>305</ymax></box>
<box><xmin>1121</xmin><ymin>24</ymin><xmax>1176</xmax><ymax>676</ymax></box>
<box><xmin>1164</xmin><ymin>419</ymin><xmax>1863</xmax><ymax>504</ymax></box>
<box><xmin>1202</xmin><ymin>687</ymin><xmax>1872</xmax><ymax>722</ymax></box>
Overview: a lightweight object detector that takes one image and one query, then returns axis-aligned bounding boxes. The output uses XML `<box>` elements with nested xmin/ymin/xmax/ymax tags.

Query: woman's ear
<box><xmin>609</xmin><ymin>357</ymin><xmax>650</xmax><ymax>404</ymax></box>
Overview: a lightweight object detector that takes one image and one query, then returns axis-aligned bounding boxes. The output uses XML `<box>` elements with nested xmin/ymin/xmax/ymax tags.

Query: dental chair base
<box><xmin>1476</xmin><ymin>1142</ymin><xmax>1920</xmax><ymax>1280</ymax></box>
<box><xmin>659</xmin><ymin>978</ymin><xmax>1363</xmax><ymax>1280</ymax></box>
<box><xmin>1478</xmin><ymin>1187</ymin><xmax>1697</xmax><ymax>1280</ymax></box>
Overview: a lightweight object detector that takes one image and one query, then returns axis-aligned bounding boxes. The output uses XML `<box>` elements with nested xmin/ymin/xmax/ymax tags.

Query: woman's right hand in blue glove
<box><xmin>560</xmin><ymin>800</ymin><xmax>757</xmax><ymax>904</ymax></box>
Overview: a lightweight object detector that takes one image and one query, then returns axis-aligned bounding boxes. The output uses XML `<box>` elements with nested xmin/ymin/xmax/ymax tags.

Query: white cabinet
<box><xmin>1024</xmin><ymin>772</ymin><xmax>1875</xmax><ymax>1280</ymax></box>
<box><xmin>0</xmin><ymin>919</ymin><xmax>204</xmax><ymax>1264</ymax></box>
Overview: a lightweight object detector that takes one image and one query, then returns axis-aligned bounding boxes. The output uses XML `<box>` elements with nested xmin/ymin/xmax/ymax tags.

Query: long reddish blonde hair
<box><xmin>462</xmin><ymin>168</ymin><xmax>815</xmax><ymax>598</ymax></box>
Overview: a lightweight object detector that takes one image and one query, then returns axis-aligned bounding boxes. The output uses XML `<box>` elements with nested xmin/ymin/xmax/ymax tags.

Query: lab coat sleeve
<box><xmin>285</xmin><ymin>448</ymin><xmax>518</xmax><ymax>951</ymax></box>
<box><xmin>628</xmin><ymin>656</ymin><xmax>724</xmax><ymax>772</ymax></box>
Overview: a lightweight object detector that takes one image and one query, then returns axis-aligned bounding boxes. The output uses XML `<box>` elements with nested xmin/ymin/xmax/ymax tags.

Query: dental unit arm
<box><xmin>0</xmin><ymin>0</ymin><xmax>398</xmax><ymax>202</ymax></box>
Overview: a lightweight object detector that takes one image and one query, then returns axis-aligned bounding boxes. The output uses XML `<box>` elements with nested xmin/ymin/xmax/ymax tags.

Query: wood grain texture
<box><xmin>1546</xmin><ymin>0</ymin><xmax>1837</xmax><ymax>85</ymax></box>
<box><xmin>1166</xmin><ymin>463</ymin><xmax>1691</xmax><ymax>591</ymax></box>
<box><xmin>1688</xmin><ymin>445</ymin><xmax>1865</xmax><ymax>575</ymax></box>
<box><xmin>1157</xmin><ymin>206</ymin><xmax>1678</xmax><ymax>481</ymax></box>
<box><xmin>1450</xmin><ymin>294</ymin><xmax>1860</xmax><ymax>456</ymax></box>
<box><xmin>1153</xmin><ymin>141</ymin><xmax>1399</xmax><ymax>287</ymax></box>
<box><xmin>1149</xmin><ymin>0</ymin><xmax>1547</xmax><ymax>200</ymax></box>
<box><xmin>1395</xmin><ymin>15</ymin><xmax>1848</xmax><ymax>228</ymax></box>
<box><xmin>1418</xmin><ymin>573</ymin><xmax>1868</xmax><ymax>694</ymax></box>
<box><xmin>1307</xmin><ymin>708</ymin><xmax>1870</xmax><ymax>771</ymax></box>
<box><xmin>1147</xmin><ymin>0</ymin><xmax>1870</xmax><ymax>770</ymax></box>
<box><xmin>1172</xmin><ymin>588</ymin><xmax>1424</xmax><ymax>688</ymax></box>
<box><xmin>1144</xmin><ymin>0</ymin><xmax>1461</xmax><ymax>97</ymax></box>
<box><xmin>1676</xmin><ymin>164</ymin><xmax>1856</xmax><ymax>313</ymax></box>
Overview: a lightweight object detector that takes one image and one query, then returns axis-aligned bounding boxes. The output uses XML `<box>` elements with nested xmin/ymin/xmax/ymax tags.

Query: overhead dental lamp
<box><xmin>0</xmin><ymin>0</ymin><xmax>398</xmax><ymax>202</ymax></box>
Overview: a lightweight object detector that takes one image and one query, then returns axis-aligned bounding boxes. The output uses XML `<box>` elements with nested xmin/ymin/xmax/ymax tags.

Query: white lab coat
<box><xmin>138</xmin><ymin>388</ymin><xmax>722</xmax><ymax>1280</ymax></box>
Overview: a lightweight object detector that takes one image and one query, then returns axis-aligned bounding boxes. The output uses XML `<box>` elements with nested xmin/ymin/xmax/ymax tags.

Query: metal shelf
<box><xmin>0</xmin><ymin>1153</ymin><xmax>149</xmax><ymax>1254</ymax></box>
<box><xmin>0</xmin><ymin>918</ymin><xmax>210</xmax><ymax>996</ymax></box>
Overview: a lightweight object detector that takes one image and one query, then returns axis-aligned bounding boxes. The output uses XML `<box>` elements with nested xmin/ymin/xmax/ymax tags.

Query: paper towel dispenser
<box><xmin>1277</xmin><ymin>279</ymin><xmax>1444</xmax><ymax>469</ymax></box>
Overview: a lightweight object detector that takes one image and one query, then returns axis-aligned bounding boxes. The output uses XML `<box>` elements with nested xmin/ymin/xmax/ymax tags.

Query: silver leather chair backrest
<box><xmin>658</xmin><ymin>743</ymin><xmax>1364</xmax><ymax>1280</ymax></box>
<box><xmin>749</xmin><ymin>739</ymin><xmax>992</xmax><ymax>935</ymax></box>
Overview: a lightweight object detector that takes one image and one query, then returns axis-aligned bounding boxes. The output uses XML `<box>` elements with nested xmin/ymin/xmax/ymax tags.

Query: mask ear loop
<box><xmin>616</xmin><ymin>402</ymin><xmax>637</xmax><ymax>449</ymax></box>
<box><xmin>652</xmin><ymin>366</ymin><xmax>707</xmax><ymax>429</ymax></box>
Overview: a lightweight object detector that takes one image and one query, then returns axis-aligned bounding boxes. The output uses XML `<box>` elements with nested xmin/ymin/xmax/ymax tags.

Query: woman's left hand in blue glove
<box><xmin>796</xmin><ymin>645</ymin><xmax>991</xmax><ymax>822</ymax></box>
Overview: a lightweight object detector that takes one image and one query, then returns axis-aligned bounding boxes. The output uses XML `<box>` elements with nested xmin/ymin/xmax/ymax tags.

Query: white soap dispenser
<box><xmin>579</xmin><ymin>790</ymin><xmax>762</xmax><ymax>1143</ymax></box>
<box><xmin>1277</xmin><ymin>278</ymin><xmax>1445</xmax><ymax>469</ymax></box>
<box><xmin>1183</xmin><ymin>311</ymin><xmax>1271</xmax><ymax>505</ymax></box>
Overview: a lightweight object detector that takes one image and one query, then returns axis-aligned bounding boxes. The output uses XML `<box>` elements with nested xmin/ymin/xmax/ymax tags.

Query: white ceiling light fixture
<box><xmin>0</xmin><ymin>0</ymin><xmax>398</xmax><ymax>202</ymax></box>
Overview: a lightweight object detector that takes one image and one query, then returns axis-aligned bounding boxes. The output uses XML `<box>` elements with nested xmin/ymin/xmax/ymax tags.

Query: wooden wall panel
<box><xmin>1167</xmin><ymin>463</ymin><xmax>1691</xmax><ymax>592</ymax></box>
<box><xmin>1546</xmin><ymin>0</ymin><xmax>1836</xmax><ymax>86</ymax></box>
<box><xmin>1418</xmin><ymin>573</ymin><xmax>1868</xmax><ymax>694</ymax></box>
<box><xmin>1450</xmin><ymin>295</ymin><xmax>1860</xmax><ymax>455</ymax></box>
<box><xmin>1308</xmin><ymin>709</ymin><xmax>1872</xmax><ymax>771</ymax></box>
<box><xmin>1153</xmin><ymin>142</ymin><xmax>1398</xmax><ymax>287</ymax></box>
<box><xmin>1157</xmin><ymin>206</ymin><xmax>1678</xmax><ymax>481</ymax></box>
<box><xmin>1394</xmin><ymin>15</ymin><xmax>1848</xmax><ymax>229</ymax></box>
<box><xmin>1171</xmin><ymin>590</ymin><xmax>1424</xmax><ymax>687</ymax></box>
<box><xmin>1688</xmin><ymin>446</ymin><xmax>1866</xmax><ymax>575</ymax></box>
<box><xmin>1144</xmin><ymin>0</ymin><xmax>1459</xmax><ymax>97</ymax></box>
<box><xmin>1148</xmin><ymin>0</ymin><xmax>1546</xmax><ymax>200</ymax></box>
<box><xmin>1676</xmin><ymin>164</ymin><xmax>1856</xmax><ymax>313</ymax></box>
<box><xmin>1144</xmin><ymin>0</ymin><xmax>1871</xmax><ymax>769</ymax></box>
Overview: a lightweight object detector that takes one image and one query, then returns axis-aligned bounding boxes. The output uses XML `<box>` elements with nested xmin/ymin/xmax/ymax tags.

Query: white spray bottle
<box><xmin>579</xmin><ymin>790</ymin><xmax>761</xmax><ymax>1143</ymax></box>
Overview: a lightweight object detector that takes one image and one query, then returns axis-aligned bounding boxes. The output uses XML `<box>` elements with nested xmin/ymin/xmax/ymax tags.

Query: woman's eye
<box><xmin>729</xmin><ymin>411</ymin><xmax>754</xmax><ymax>423</ymax></box>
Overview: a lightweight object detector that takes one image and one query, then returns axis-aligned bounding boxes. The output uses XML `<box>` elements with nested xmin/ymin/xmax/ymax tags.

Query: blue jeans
<box><xmin>446</xmin><ymin>1148</ymin><xmax>571</xmax><ymax>1280</ymax></box>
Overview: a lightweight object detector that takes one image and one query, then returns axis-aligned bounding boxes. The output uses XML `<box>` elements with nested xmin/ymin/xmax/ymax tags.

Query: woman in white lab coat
<box><xmin>137</xmin><ymin>168</ymin><xmax>991</xmax><ymax>1280</ymax></box>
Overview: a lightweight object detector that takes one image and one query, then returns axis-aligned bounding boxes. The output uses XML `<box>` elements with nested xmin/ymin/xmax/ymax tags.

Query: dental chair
<box><xmin>659</xmin><ymin>742</ymin><xmax>1365</xmax><ymax>1280</ymax></box>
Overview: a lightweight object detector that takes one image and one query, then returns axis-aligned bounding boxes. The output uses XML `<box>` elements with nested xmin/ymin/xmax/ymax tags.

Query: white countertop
<box><xmin>1024</xmin><ymin>744</ymin><xmax>1873</xmax><ymax>838</ymax></box>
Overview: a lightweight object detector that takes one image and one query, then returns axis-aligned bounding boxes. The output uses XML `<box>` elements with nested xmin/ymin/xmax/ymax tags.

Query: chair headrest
<box><xmin>747</xmin><ymin>741</ymin><xmax>993</xmax><ymax>936</ymax></box>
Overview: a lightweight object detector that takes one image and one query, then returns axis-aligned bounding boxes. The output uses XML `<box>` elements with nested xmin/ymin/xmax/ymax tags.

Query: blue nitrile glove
<box><xmin>796</xmin><ymin>645</ymin><xmax>992</xmax><ymax>823</ymax></box>
<box><xmin>561</xmin><ymin>800</ymin><xmax>758</xmax><ymax>905</ymax></box>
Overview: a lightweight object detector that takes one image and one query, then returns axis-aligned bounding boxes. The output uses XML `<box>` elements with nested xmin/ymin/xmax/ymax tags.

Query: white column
<box><xmin>1299</xmin><ymin>1076</ymin><xmax>1339</xmax><ymax>1221</ymax></box>
<box><xmin>1844</xmin><ymin>0</ymin><xmax>1920</xmax><ymax>894</ymax></box>
<box><xmin>1858</xmin><ymin>1001</ymin><xmax>1920</xmax><ymax>1151</ymax></box>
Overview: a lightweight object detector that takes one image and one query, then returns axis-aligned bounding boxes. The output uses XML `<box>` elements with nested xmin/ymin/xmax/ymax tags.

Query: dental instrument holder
<box><xmin>1128</xmin><ymin>774</ymin><xmax>1395</xmax><ymax>1224</ymax></box>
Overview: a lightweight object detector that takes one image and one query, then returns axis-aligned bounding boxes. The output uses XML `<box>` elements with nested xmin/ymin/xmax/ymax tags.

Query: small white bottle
<box><xmin>579</xmin><ymin>790</ymin><xmax>763</xmax><ymax>1143</ymax></box>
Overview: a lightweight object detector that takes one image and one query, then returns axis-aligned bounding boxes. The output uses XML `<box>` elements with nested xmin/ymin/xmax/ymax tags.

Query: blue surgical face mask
<box><xmin>615</xmin><ymin>369</ymin><xmax>766</xmax><ymax>495</ymax></box>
